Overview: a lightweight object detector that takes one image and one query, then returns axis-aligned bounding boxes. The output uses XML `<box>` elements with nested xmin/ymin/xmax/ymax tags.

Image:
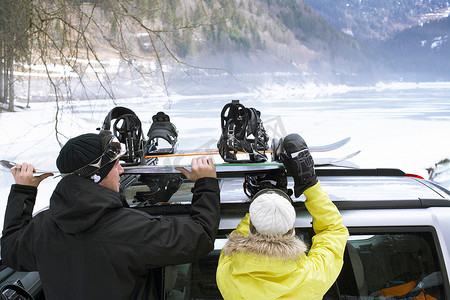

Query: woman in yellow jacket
<box><xmin>216</xmin><ymin>133</ymin><xmax>349</xmax><ymax>299</ymax></box>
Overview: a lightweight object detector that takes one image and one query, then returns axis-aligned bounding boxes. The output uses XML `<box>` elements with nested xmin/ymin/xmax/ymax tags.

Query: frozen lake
<box><xmin>1</xmin><ymin>81</ymin><xmax>450</xmax><ymax>222</ymax></box>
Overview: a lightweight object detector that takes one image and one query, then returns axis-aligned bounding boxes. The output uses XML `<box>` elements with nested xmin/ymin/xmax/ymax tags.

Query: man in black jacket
<box><xmin>1</xmin><ymin>131</ymin><xmax>221</xmax><ymax>300</ymax></box>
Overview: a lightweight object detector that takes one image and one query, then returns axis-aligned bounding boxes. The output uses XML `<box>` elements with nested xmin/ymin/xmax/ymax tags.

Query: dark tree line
<box><xmin>0</xmin><ymin>0</ymin><xmax>32</xmax><ymax>111</ymax></box>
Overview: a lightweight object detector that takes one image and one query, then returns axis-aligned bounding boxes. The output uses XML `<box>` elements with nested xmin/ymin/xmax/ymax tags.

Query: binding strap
<box><xmin>147</xmin><ymin>112</ymin><xmax>178</xmax><ymax>154</ymax></box>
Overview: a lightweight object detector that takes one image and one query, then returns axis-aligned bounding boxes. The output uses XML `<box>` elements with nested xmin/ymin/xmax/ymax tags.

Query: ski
<box><xmin>145</xmin><ymin>137</ymin><xmax>351</xmax><ymax>159</ymax></box>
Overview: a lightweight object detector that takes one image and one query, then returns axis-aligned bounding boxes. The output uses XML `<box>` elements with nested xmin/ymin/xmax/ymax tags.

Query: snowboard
<box><xmin>1</xmin><ymin>141</ymin><xmax>360</xmax><ymax>178</ymax></box>
<box><xmin>123</xmin><ymin>150</ymin><xmax>361</xmax><ymax>178</ymax></box>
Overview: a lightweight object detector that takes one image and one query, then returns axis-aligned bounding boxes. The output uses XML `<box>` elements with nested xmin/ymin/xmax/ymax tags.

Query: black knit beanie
<box><xmin>56</xmin><ymin>133</ymin><xmax>116</xmax><ymax>183</ymax></box>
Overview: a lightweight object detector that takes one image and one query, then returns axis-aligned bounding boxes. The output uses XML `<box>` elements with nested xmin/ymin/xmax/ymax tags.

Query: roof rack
<box><xmin>316</xmin><ymin>168</ymin><xmax>406</xmax><ymax>177</ymax></box>
<box><xmin>128</xmin><ymin>168</ymin><xmax>450</xmax><ymax>215</ymax></box>
<box><xmin>133</xmin><ymin>196</ymin><xmax>450</xmax><ymax>217</ymax></box>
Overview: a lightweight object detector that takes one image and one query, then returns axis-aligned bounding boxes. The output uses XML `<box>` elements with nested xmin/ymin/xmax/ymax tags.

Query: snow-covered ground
<box><xmin>1</xmin><ymin>80</ymin><xmax>450</xmax><ymax>229</ymax></box>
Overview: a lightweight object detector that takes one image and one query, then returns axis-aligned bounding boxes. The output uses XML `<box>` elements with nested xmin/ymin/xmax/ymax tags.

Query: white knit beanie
<box><xmin>249</xmin><ymin>190</ymin><xmax>296</xmax><ymax>236</ymax></box>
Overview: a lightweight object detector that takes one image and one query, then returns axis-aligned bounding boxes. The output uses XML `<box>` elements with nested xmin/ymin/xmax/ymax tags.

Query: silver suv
<box><xmin>122</xmin><ymin>167</ymin><xmax>450</xmax><ymax>299</ymax></box>
<box><xmin>2</xmin><ymin>167</ymin><xmax>448</xmax><ymax>299</ymax></box>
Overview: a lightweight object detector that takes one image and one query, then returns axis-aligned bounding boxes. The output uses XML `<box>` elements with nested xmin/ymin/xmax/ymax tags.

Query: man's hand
<box><xmin>175</xmin><ymin>157</ymin><xmax>216</xmax><ymax>181</ymax></box>
<box><xmin>11</xmin><ymin>162</ymin><xmax>53</xmax><ymax>187</ymax></box>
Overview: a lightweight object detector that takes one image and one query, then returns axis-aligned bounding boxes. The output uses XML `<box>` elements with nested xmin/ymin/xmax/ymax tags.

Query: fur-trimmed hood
<box><xmin>223</xmin><ymin>233</ymin><xmax>308</xmax><ymax>260</ymax></box>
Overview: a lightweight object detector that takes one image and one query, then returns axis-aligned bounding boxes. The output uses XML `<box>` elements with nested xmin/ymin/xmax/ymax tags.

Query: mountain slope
<box><xmin>380</xmin><ymin>16</ymin><xmax>450</xmax><ymax>81</ymax></box>
<box><xmin>181</xmin><ymin>0</ymin><xmax>379</xmax><ymax>83</ymax></box>
<box><xmin>303</xmin><ymin>0</ymin><xmax>450</xmax><ymax>41</ymax></box>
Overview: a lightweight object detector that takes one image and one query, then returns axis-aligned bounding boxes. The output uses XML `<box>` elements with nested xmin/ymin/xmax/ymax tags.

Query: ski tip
<box><xmin>0</xmin><ymin>160</ymin><xmax>15</xmax><ymax>170</ymax></box>
<box><xmin>328</xmin><ymin>161</ymin><xmax>360</xmax><ymax>168</ymax></box>
<box><xmin>309</xmin><ymin>137</ymin><xmax>351</xmax><ymax>152</ymax></box>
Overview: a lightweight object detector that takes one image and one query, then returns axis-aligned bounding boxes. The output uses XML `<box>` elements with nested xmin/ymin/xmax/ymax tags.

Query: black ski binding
<box><xmin>217</xmin><ymin>100</ymin><xmax>269</xmax><ymax>163</ymax></box>
<box><xmin>134</xmin><ymin>175</ymin><xmax>183</xmax><ymax>205</ymax></box>
<box><xmin>101</xmin><ymin>106</ymin><xmax>145</xmax><ymax>165</ymax></box>
<box><xmin>243</xmin><ymin>170</ymin><xmax>290</xmax><ymax>199</ymax></box>
<box><xmin>146</xmin><ymin>112</ymin><xmax>178</xmax><ymax>155</ymax></box>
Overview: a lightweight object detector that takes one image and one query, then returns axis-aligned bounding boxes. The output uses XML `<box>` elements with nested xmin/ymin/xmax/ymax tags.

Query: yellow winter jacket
<box><xmin>216</xmin><ymin>181</ymin><xmax>349</xmax><ymax>300</ymax></box>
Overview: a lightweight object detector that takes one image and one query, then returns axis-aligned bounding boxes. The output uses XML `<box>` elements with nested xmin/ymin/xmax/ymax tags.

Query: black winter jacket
<box><xmin>1</xmin><ymin>175</ymin><xmax>220</xmax><ymax>300</ymax></box>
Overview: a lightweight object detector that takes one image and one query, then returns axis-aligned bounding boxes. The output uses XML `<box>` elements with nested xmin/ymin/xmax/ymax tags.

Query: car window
<box><xmin>334</xmin><ymin>231</ymin><xmax>446</xmax><ymax>299</ymax></box>
<box><xmin>162</xmin><ymin>230</ymin><xmax>447</xmax><ymax>300</ymax></box>
<box><xmin>163</xmin><ymin>239</ymin><xmax>226</xmax><ymax>300</ymax></box>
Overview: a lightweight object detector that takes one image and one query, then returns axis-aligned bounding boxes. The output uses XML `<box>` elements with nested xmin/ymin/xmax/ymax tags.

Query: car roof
<box><xmin>126</xmin><ymin>168</ymin><xmax>450</xmax><ymax>216</ymax></box>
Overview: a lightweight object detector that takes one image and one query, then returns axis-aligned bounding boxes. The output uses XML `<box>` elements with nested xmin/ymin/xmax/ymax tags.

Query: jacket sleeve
<box><xmin>130</xmin><ymin>177</ymin><xmax>221</xmax><ymax>267</ymax></box>
<box><xmin>1</xmin><ymin>184</ymin><xmax>39</xmax><ymax>271</ymax></box>
<box><xmin>303</xmin><ymin>180</ymin><xmax>349</xmax><ymax>291</ymax></box>
<box><xmin>188</xmin><ymin>177</ymin><xmax>221</xmax><ymax>244</ymax></box>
